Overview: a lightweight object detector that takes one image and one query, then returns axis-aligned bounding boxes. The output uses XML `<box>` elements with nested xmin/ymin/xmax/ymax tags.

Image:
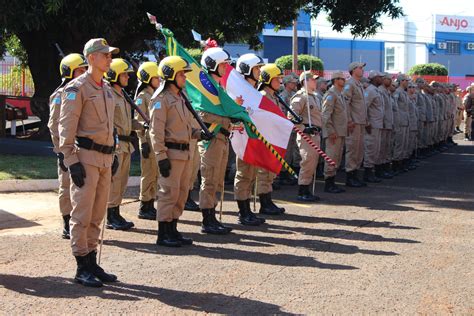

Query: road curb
<box><xmin>0</xmin><ymin>176</ymin><xmax>141</xmax><ymax>192</ymax></box>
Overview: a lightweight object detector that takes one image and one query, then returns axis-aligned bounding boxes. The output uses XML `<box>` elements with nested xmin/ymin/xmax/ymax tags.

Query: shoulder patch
<box><xmin>64</xmin><ymin>86</ymin><xmax>79</xmax><ymax>93</ymax></box>
<box><xmin>53</xmin><ymin>97</ymin><xmax>61</xmax><ymax>105</ymax></box>
<box><xmin>326</xmin><ymin>95</ymin><xmax>333</xmax><ymax>101</ymax></box>
<box><xmin>153</xmin><ymin>101</ymin><xmax>161</xmax><ymax>109</ymax></box>
<box><xmin>66</xmin><ymin>92</ymin><xmax>77</xmax><ymax>101</ymax></box>
<box><xmin>136</xmin><ymin>98</ymin><xmax>143</xmax><ymax>105</ymax></box>
<box><xmin>344</xmin><ymin>84</ymin><xmax>350</xmax><ymax>91</ymax></box>
<box><xmin>364</xmin><ymin>92</ymin><xmax>369</xmax><ymax>97</ymax></box>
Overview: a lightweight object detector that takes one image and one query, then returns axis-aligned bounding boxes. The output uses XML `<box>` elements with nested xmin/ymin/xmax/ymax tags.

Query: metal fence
<box><xmin>0</xmin><ymin>62</ymin><xmax>35</xmax><ymax>97</ymax></box>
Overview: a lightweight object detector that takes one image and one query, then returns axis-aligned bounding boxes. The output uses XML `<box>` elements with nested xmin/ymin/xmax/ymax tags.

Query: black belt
<box><xmin>204</xmin><ymin>123</ymin><xmax>230</xmax><ymax>137</ymax></box>
<box><xmin>165</xmin><ymin>142</ymin><xmax>189</xmax><ymax>151</ymax></box>
<box><xmin>75</xmin><ymin>137</ymin><xmax>114</xmax><ymax>154</ymax></box>
<box><xmin>118</xmin><ymin>135</ymin><xmax>132</xmax><ymax>142</ymax></box>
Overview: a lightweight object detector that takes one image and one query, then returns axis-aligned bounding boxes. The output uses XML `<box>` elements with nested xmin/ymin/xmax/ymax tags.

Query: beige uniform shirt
<box><xmin>111</xmin><ymin>88</ymin><xmax>142</xmax><ymax>154</ymax></box>
<box><xmin>149</xmin><ymin>87</ymin><xmax>200</xmax><ymax>161</ymax></box>
<box><xmin>322</xmin><ymin>86</ymin><xmax>348</xmax><ymax>137</ymax></box>
<box><xmin>58</xmin><ymin>72</ymin><xmax>115</xmax><ymax>168</ymax></box>
<box><xmin>408</xmin><ymin>95</ymin><xmax>418</xmax><ymax>131</ymax></box>
<box><xmin>47</xmin><ymin>87</ymin><xmax>64</xmax><ymax>154</ymax></box>
<box><xmin>279</xmin><ymin>88</ymin><xmax>295</xmax><ymax>114</ymax></box>
<box><xmin>365</xmin><ymin>84</ymin><xmax>384</xmax><ymax>129</ymax></box>
<box><xmin>391</xmin><ymin>92</ymin><xmax>400</xmax><ymax>129</ymax></box>
<box><xmin>290</xmin><ymin>88</ymin><xmax>322</xmax><ymax>129</ymax></box>
<box><xmin>378</xmin><ymin>85</ymin><xmax>394</xmax><ymax>130</ymax></box>
<box><xmin>135</xmin><ymin>86</ymin><xmax>154</xmax><ymax>144</ymax></box>
<box><xmin>394</xmin><ymin>87</ymin><xmax>409</xmax><ymax>127</ymax></box>
<box><xmin>343</xmin><ymin>77</ymin><xmax>367</xmax><ymax>125</ymax></box>
<box><xmin>424</xmin><ymin>93</ymin><xmax>435</xmax><ymax>122</ymax></box>
<box><xmin>416</xmin><ymin>91</ymin><xmax>427</xmax><ymax>123</ymax></box>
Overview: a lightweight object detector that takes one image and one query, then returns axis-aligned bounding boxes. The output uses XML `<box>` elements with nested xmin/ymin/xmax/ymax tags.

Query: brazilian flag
<box><xmin>161</xmin><ymin>28</ymin><xmax>254</xmax><ymax>136</ymax></box>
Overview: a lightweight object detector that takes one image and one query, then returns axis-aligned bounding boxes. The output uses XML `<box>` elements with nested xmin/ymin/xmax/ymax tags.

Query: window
<box><xmin>446</xmin><ymin>41</ymin><xmax>460</xmax><ymax>54</ymax></box>
<box><xmin>385</xmin><ymin>47</ymin><xmax>395</xmax><ymax>71</ymax></box>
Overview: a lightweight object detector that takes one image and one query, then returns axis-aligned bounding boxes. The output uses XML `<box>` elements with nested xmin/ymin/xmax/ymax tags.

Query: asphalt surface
<box><xmin>0</xmin><ymin>136</ymin><xmax>473</xmax><ymax>314</ymax></box>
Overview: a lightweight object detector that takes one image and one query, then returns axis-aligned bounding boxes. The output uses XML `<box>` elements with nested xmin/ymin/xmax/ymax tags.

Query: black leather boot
<box><xmin>297</xmin><ymin>185</ymin><xmax>320</xmax><ymax>202</ymax></box>
<box><xmin>87</xmin><ymin>251</ymin><xmax>118</xmax><ymax>283</ymax></box>
<box><xmin>383</xmin><ymin>163</ymin><xmax>394</xmax><ymax>178</ymax></box>
<box><xmin>172</xmin><ymin>219</ymin><xmax>193</xmax><ymax>245</ymax></box>
<box><xmin>157</xmin><ymin>221</ymin><xmax>182</xmax><ymax>247</ymax></box>
<box><xmin>246</xmin><ymin>199</ymin><xmax>266</xmax><ymax>223</ymax></box>
<box><xmin>345</xmin><ymin>171</ymin><xmax>363</xmax><ymax>187</ymax></box>
<box><xmin>364</xmin><ymin>168</ymin><xmax>382</xmax><ymax>183</ymax></box>
<box><xmin>268</xmin><ymin>193</ymin><xmax>285</xmax><ymax>214</ymax></box>
<box><xmin>201</xmin><ymin>209</ymin><xmax>232</xmax><ymax>235</ymax></box>
<box><xmin>74</xmin><ymin>255</ymin><xmax>103</xmax><ymax>287</ymax></box>
<box><xmin>324</xmin><ymin>177</ymin><xmax>345</xmax><ymax>193</ymax></box>
<box><xmin>237</xmin><ymin>200</ymin><xmax>262</xmax><ymax>226</ymax></box>
<box><xmin>184</xmin><ymin>191</ymin><xmax>199</xmax><ymax>211</ymax></box>
<box><xmin>138</xmin><ymin>200</ymin><xmax>156</xmax><ymax>220</ymax></box>
<box><xmin>115</xmin><ymin>206</ymin><xmax>134</xmax><ymax>229</ymax></box>
<box><xmin>62</xmin><ymin>214</ymin><xmax>71</xmax><ymax>239</ymax></box>
<box><xmin>260</xmin><ymin>193</ymin><xmax>285</xmax><ymax>214</ymax></box>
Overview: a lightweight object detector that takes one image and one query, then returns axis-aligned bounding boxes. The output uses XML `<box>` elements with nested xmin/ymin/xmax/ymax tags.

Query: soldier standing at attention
<box><xmin>343</xmin><ymin>62</ymin><xmax>367</xmax><ymax>187</ymax></box>
<box><xmin>59</xmin><ymin>38</ymin><xmax>119</xmax><ymax>287</ymax></box>
<box><xmin>48</xmin><ymin>53</ymin><xmax>87</xmax><ymax>239</ymax></box>
<box><xmin>135</xmin><ymin>62</ymin><xmax>161</xmax><ymax>220</ymax></box>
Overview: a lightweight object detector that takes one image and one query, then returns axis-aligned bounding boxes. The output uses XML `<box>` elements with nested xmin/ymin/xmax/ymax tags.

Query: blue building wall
<box><xmin>428</xmin><ymin>31</ymin><xmax>474</xmax><ymax>76</ymax></box>
<box><xmin>316</xmin><ymin>38</ymin><xmax>385</xmax><ymax>71</ymax></box>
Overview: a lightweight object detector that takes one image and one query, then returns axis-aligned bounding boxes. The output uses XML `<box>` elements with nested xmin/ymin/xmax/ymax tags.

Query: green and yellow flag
<box><xmin>162</xmin><ymin>28</ymin><xmax>253</xmax><ymax>130</ymax></box>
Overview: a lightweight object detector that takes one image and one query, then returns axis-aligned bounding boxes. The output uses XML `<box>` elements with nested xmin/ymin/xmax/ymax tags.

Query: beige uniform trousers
<box><xmin>378</xmin><ymin>129</ymin><xmax>392</xmax><ymax>164</ymax></box>
<box><xmin>139</xmin><ymin>148</ymin><xmax>158</xmax><ymax>202</ymax></box>
<box><xmin>199</xmin><ymin>136</ymin><xmax>229</xmax><ymax>209</ymax></box>
<box><xmin>58</xmin><ymin>165</ymin><xmax>72</xmax><ymax>216</ymax></box>
<box><xmin>408</xmin><ymin>131</ymin><xmax>417</xmax><ymax>155</ymax></box>
<box><xmin>345</xmin><ymin>124</ymin><xmax>365</xmax><ymax>172</ymax></box>
<box><xmin>363</xmin><ymin>128</ymin><xmax>382</xmax><ymax>168</ymax></box>
<box><xmin>465</xmin><ymin>116</ymin><xmax>472</xmax><ymax>135</ymax></box>
<box><xmin>70</xmin><ymin>163</ymin><xmax>111</xmax><ymax>256</ymax></box>
<box><xmin>188</xmin><ymin>140</ymin><xmax>200</xmax><ymax>190</ymax></box>
<box><xmin>393</xmin><ymin>126</ymin><xmax>408</xmax><ymax>161</ymax></box>
<box><xmin>323</xmin><ymin>136</ymin><xmax>344</xmax><ymax>179</ymax></box>
<box><xmin>107</xmin><ymin>152</ymin><xmax>131</xmax><ymax>208</ymax></box>
<box><xmin>157</xmin><ymin>159</ymin><xmax>191</xmax><ymax>222</ymax></box>
<box><xmin>297</xmin><ymin>133</ymin><xmax>320</xmax><ymax>185</ymax></box>
<box><xmin>234</xmin><ymin>158</ymin><xmax>257</xmax><ymax>201</ymax></box>
<box><xmin>256</xmin><ymin>168</ymin><xmax>275</xmax><ymax>195</ymax></box>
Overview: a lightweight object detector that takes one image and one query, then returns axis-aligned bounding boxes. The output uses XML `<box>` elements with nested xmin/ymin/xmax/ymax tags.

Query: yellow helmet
<box><xmin>158</xmin><ymin>56</ymin><xmax>192</xmax><ymax>81</ymax></box>
<box><xmin>105</xmin><ymin>58</ymin><xmax>134</xmax><ymax>83</ymax></box>
<box><xmin>259</xmin><ymin>63</ymin><xmax>284</xmax><ymax>85</ymax></box>
<box><xmin>137</xmin><ymin>61</ymin><xmax>159</xmax><ymax>84</ymax></box>
<box><xmin>60</xmin><ymin>53</ymin><xmax>87</xmax><ymax>79</ymax></box>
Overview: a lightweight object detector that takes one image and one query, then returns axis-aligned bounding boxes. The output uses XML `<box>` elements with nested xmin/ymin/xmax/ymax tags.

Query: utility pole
<box><xmin>292</xmin><ymin>19</ymin><xmax>298</xmax><ymax>72</ymax></box>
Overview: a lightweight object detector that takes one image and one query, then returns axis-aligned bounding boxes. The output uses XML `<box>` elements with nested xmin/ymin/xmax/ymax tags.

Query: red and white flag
<box><xmin>220</xmin><ymin>64</ymin><xmax>293</xmax><ymax>174</ymax></box>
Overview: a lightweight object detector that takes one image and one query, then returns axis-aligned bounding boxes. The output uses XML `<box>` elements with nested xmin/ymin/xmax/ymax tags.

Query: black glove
<box><xmin>141</xmin><ymin>142</ymin><xmax>150</xmax><ymax>159</ymax></box>
<box><xmin>200</xmin><ymin>130</ymin><xmax>215</xmax><ymax>141</ymax></box>
<box><xmin>230</xmin><ymin>117</ymin><xmax>242</xmax><ymax>124</ymax></box>
<box><xmin>111</xmin><ymin>155</ymin><xmax>119</xmax><ymax>176</ymax></box>
<box><xmin>57</xmin><ymin>152</ymin><xmax>68</xmax><ymax>172</ymax></box>
<box><xmin>69</xmin><ymin>162</ymin><xmax>86</xmax><ymax>188</ymax></box>
<box><xmin>158</xmin><ymin>159</ymin><xmax>171</xmax><ymax>178</ymax></box>
<box><xmin>303</xmin><ymin>126</ymin><xmax>321</xmax><ymax>135</ymax></box>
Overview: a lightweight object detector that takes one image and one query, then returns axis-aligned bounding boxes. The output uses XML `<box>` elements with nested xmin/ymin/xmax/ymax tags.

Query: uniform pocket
<box><xmin>85</xmin><ymin>97</ymin><xmax>107</xmax><ymax>123</ymax></box>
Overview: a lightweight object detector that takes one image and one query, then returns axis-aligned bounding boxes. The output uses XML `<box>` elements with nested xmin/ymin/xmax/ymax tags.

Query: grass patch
<box><xmin>0</xmin><ymin>154</ymin><xmax>141</xmax><ymax>180</ymax></box>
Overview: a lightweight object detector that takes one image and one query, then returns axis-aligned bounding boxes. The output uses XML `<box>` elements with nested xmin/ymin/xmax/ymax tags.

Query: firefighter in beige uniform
<box><xmin>150</xmin><ymin>56</ymin><xmax>210</xmax><ymax>247</ymax></box>
<box><xmin>105</xmin><ymin>58</ymin><xmax>145</xmax><ymax>230</ymax></box>
<box><xmin>198</xmin><ymin>47</ymin><xmax>235</xmax><ymax>235</ymax></box>
<box><xmin>363</xmin><ymin>71</ymin><xmax>385</xmax><ymax>183</ymax></box>
<box><xmin>290</xmin><ymin>71</ymin><xmax>322</xmax><ymax>202</ymax></box>
<box><xmin>233</xmin><ymin>54</ymin><xmax>271</xmax><ymax>227</ymax></box>
<box><xmin>135</xmin><ymin>62</ymin><xmax>160</xmax><ymax>220</ymax></box>
<box><xmin>256</xmin><ymin>64</ymin><xmax>287</xmax><ymax>212</ymax></box>
<box><xmin>58</xmin><ymin>38</ymin><xmax>119</xmax><ymax>287</ymax></box>
<box><xmin>342</xmin><ymin>62</ymin><xmax>368</xmax><ymax>187</ymax></box>
<box><xmin>184</xmin><ymin>114</ymin><xmax>201</xmax><ymax>212</ymax></box>
<box><xmin>321</xmin><ymin>71</ymin><xmax>347</xmax><ymax>193</ymax></box>
<box><xmin>393</xmin><ymin>75</ymin><xmax>410</xmax><ymax>172</ymax></box>
<box><xmin>376</xmin><ymin>73</ymin><xmax>394</xmax><ymax>178</ymax></box>
<box><xmin>48</xmin><ymin>53</ymin><xmax>87</xmax><ymax>239</ymax></box>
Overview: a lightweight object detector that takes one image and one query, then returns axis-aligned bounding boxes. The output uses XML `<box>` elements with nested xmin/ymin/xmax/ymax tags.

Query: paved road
<box><xmin>0</xmin><ymin>138</ymin><xmax>473</xmax><ymax>314</ymax></box>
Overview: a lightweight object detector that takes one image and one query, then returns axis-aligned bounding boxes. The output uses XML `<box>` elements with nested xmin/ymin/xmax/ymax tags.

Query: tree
<box><xmin>408</xmin><ymin>63</ymin><xmax>448</xmax><ymax>76</ymax></box>
<box><xmin>0</xmin><ymin>0</ymin><xmax>403</xmax><ymax>138</ymax></box>
<box><xmin>275</xmin><ymin>54</ymin><xmax>324</xmax><ymax>72</ymax></box>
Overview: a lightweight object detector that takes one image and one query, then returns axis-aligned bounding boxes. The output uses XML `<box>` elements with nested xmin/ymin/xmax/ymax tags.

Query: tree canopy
<box><xmin>0</xmin><ymin>0</ymin><xmax>403</xmax><ymax>137</ymax></box>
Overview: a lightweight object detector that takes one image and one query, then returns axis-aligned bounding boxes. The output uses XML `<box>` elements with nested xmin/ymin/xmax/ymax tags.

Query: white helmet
<box><xmin>201</xmin><ymin>47</ymin><xmax>230</xmax><ymax>72</ymax></box>
<box><xmin>236</xmin><ymin>53</ymin><xmax>265</xmax><ymax>76</ymax></box>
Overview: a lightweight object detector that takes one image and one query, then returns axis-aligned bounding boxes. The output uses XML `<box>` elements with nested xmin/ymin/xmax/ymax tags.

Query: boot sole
<box><xmin>138</xmin><ymin>215</ymin><xmax>156</xmax><ymax>220</ymax></box>
<box><xmin>74</xmin><ymin>278</ymin><xmax>103</xmax><ymax>287</ymax></box>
